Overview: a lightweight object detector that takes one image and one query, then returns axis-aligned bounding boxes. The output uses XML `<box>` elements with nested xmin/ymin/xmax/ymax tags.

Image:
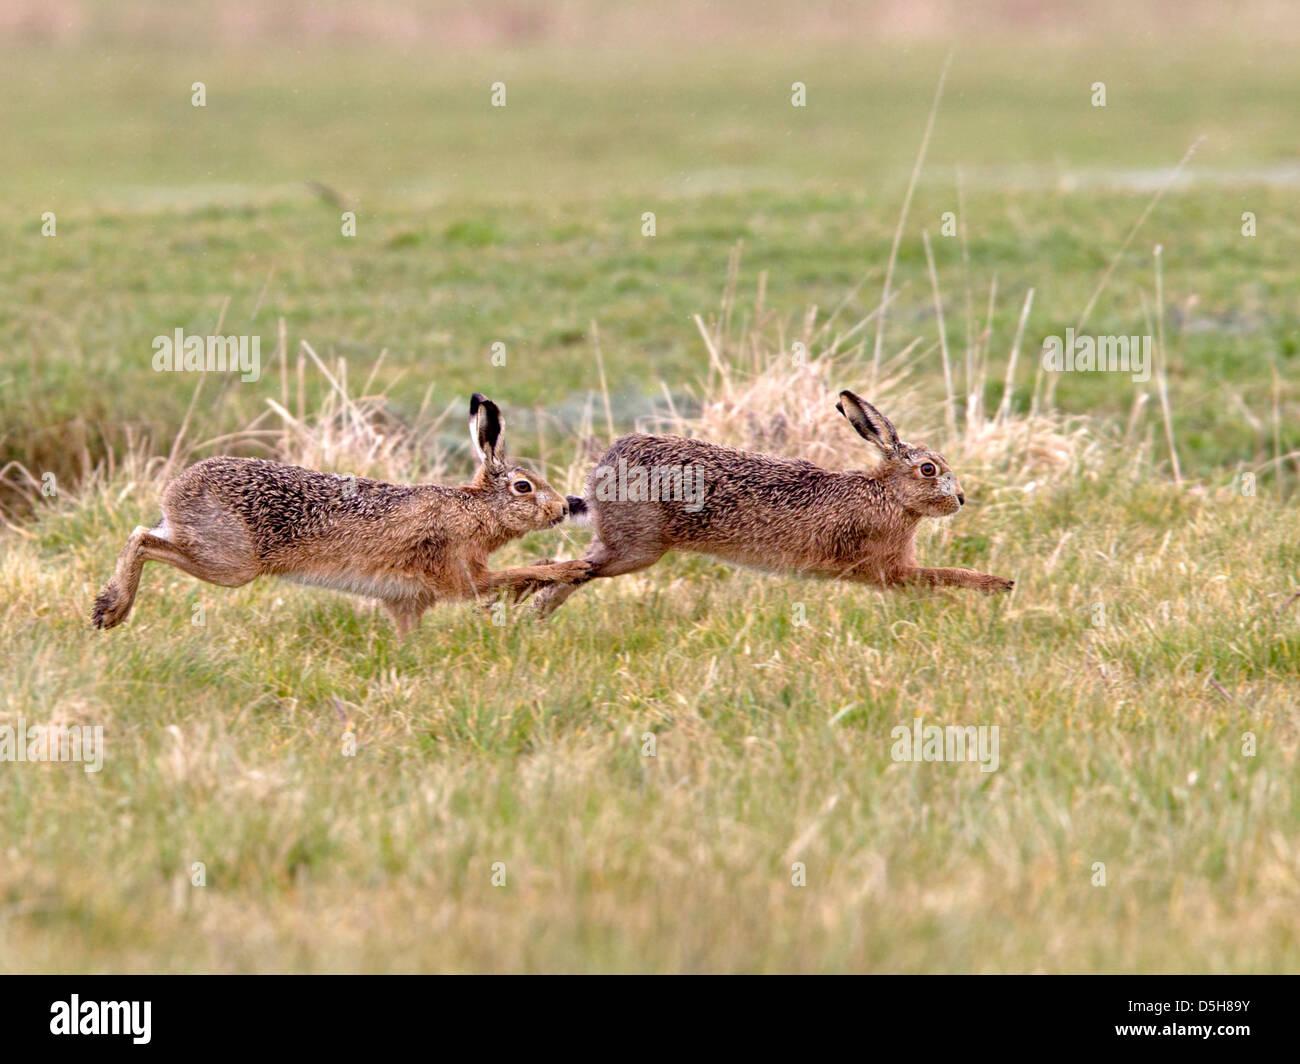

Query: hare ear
<box><xmin>469</xmin><ymin>393</ymin><xmax>505</xmax><ymax>470</ymax></box>
<box><xmin>836</xmin><ymin>391</ymin><xmax>901</xmax><ymax>455</ymax></box>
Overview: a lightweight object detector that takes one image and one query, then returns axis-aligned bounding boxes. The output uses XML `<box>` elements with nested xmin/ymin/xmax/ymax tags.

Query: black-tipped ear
<box><xmin>837</xmin><ymin>390</ymin><xmax>901</xmax><ymax>455</ymax></box>
<box><xmin>468</xmin><ymin>393</ymin><xmax>504</xmax><ymax>469</ymax></box>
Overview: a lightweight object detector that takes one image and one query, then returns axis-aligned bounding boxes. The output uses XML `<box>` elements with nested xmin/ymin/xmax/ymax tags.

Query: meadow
<box><xmin>1</xmin><ymin>15</ymin><xmax>1297</xmax><ymax>971</ymax></box>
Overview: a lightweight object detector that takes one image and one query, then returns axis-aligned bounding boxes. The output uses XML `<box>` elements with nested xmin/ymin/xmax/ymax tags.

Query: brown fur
<box><xmin>534</xmin><ymin>390</ymin><xmax>1014</xmax><ymax>617</ymax></box>
<box><xmin>92</xmin><ymin>394</ymin><xmax>590</xmax><ymax>635</ymax></box>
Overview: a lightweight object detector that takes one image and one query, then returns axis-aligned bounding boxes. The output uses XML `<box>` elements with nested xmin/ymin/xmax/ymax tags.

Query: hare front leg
<box><xmin>475</xmin><ymin>559</ymin><xmax>594</xmax><ymax>601</ymax></box>
<box><xmin>897</xmin><ymin>566</ymin><xmax>1014</xmax><ymax>593</ymax></box>
<box><xmin>381</xmin><ymin>599</ymin><xmax>428</xmax><ymax>637</ymax></box>
<box><xmin>532</xmin><ymin>538</ymin><xmax>668</xmax><ymax>619</ymax></box>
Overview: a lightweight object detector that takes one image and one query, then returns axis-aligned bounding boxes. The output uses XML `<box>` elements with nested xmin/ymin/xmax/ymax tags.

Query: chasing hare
<box><xmin>92</xmin><ymin>394</ymin><xmax>590</xmax><ymax>635</ymax></box>
<box><xmin>533</xmin><ymin>390</ymin><xmax>1013</xmax><ymax>617</ymax></box>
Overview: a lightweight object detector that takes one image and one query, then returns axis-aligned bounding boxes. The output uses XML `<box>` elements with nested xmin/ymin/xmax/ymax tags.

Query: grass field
<box><xmin>1</xmin><ymin>4</ymin><xmax>1298</xmax><ymax>972</ymax></box>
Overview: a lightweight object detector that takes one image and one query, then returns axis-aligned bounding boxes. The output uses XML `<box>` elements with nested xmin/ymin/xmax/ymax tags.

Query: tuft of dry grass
<box><xmin>598</xmin><ymin>251</ymin><xmax>1105</xmax><ymax>499</ymax></box>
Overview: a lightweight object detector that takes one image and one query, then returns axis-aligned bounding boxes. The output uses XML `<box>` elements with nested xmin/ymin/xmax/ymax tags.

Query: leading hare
<box><xmin>534</xmin><ymin>390</ymin><xmax>1013</xmax><ymax>617</ymax></box>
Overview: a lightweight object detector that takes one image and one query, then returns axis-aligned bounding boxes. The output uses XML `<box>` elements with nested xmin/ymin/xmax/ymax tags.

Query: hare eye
<box><xmin>511</xmin><ymin>479</ymin><xmax>533</xmax><ymax>495</ymax></box>
<box><xmin>920</xmin><ymin>462</ymin><xmax>938</xmax><ymax>477</ymax></box>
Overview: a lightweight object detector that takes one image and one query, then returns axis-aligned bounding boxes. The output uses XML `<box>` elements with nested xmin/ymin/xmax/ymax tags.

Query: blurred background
<box><xmin>4</xmin><ymin>0</ymin><xmax>1297</xmax><ymax>511</ymax></box>
<box><xmin>2</xmin><ymin>1</ymin><xmax>1300</xmax><ymax>504</ymax></box>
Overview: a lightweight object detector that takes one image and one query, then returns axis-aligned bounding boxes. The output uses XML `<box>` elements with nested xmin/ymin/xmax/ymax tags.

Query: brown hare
<box><xmin>533</xmin><ymin>390</ymin><xmax>1013</xmax><ymax>617</ymax></box>
<box><xmin>92</xmin><ymin>393</ymin><xmax>590</xmax><ymax>635</ymax></box>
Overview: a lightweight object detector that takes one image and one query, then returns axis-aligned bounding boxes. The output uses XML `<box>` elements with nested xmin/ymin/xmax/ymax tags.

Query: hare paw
<box><xmin>92</xmin><ymin>586</ymin><xmax>126</xmax><ymax>629</ymax></box>
<box><xmin>553</xmin><ymin>560</ymin><xmax>595</xmax><ymax>584</ymax></box>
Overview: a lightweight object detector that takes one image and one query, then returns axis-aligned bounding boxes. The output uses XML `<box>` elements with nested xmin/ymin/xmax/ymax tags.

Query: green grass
<box><xmin>1</xmin><ymin>24</ymin><xmax>1298</xmax><ymax>972</ymax></box>
<box><xmin>4</xmin><ymin>39</ymin><xmax>1298</xmax><ymax>500</ymax></box>
<box><xmin>5</xmin><ymin>462</ymin><xmax>1298</xmax><ymax>972</ymax></box>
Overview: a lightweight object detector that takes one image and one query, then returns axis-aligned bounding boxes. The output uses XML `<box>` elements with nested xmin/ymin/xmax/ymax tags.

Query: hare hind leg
<box><xmin>92</xmin><ymin>524</ymin><xmax>175</xmax><ymax>629</ymax></box>
<box><xmin>532</xmin><ymin>539</ymin><xmax>667</xmax><ymax>619</ymax></box>
<box><xmin>92</xmin><ymin>522</ymin><xmax>259</xmax><ymax>629</ymax></box>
